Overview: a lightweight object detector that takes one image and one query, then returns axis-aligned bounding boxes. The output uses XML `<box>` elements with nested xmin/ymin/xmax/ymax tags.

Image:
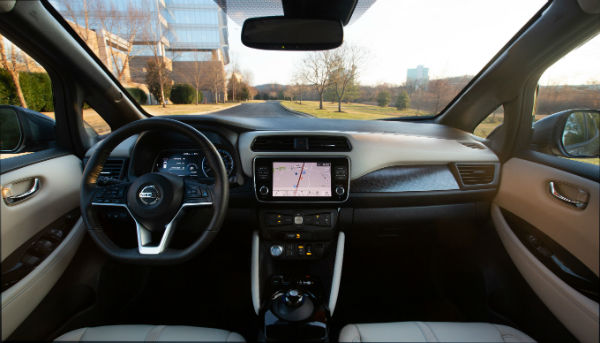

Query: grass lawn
<box><xmin>281</xmin><ymin>100</ymin><xmax>429</xmax><ymax>120</ymax></box>
<box><xmin>141</xmin><ymin>103</ymin><xmax>237</xmax><ymax>116</ymax></box>
<box><xmin>474</xmin><ymin>122</ymin><xmax>502</xmax><ymax>138</ymax></box>
<box><xmin>569</xmin><ymin>157</ymin><xmax>600</xmax><ymax>166</ymax></box>
<box><xmin>39</xmin><ymin>103</ymin><xmax>239</xmax><ymax>136</ymax></box>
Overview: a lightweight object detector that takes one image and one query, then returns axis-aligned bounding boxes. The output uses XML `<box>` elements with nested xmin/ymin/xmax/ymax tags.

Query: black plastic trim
<box><xmin>0</xmin><ymin>148</ymin><xmax>74</xmax><ymax>175</ymax></box>
<box><xmin>1</xmin><ymin>209</ymin><xmax>80</xmax><ymax>292</ymax></box>
<box><xmin>348</xmin><ymin>189</ymin><xmax>496</xmax><ymax>207</ymax></box>
<box><xmin>350</xmin><ymin>165</ymin><xmax>459</xmax><ymax>193</ymax></box>
<box><xmin>352</xmin><ymin>203</ymin><xmax>485</xmax><ymax>228</ymax></box>
<box><xmin>501</xmin><ymin>208</ymin><xmax>599</xmax><ymax>302</ymax></box>
<box><xmin>517</xmin><ymin>150</ymin><xmax>599</xmax><ymax>182</ymax></box>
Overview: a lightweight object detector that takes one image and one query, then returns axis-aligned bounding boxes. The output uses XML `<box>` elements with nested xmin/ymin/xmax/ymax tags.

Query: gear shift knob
<box><xmin>272</xmin><ymin>288</ymin><xmax>314</xmax><ymax>322</ymax></box>
<box><xmin>284</xmin><ymin>289</ymin><xmax>304</xmax><ymax>307</ymax></box>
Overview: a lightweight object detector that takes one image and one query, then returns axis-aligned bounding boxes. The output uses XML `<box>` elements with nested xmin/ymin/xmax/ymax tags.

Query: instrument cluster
<box><xmin>153</xmin><ymin>149</ymin><xmax>235</xmax><ymax>178</ymax></box>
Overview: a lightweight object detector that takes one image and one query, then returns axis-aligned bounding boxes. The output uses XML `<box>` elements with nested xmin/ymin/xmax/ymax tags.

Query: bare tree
<box><xmin>0</xmin><ymin>37</ymin><xmax>27</xmax><ymax>108</ymax></box>
<box><xmin>187</xmin><ymin>51</ymin><xmax>207</xmax><ymax>105</ymax></box>
<box><xmin>202</xmin><ymin>62</ymin><xmax>226</xmax><ymax>104</ymax></box>
<box><xmin>174</xmin><ymin>58</ymin><xmax>226</xmax><ymax>104</ymax></box>
<box><xmin>404</xmin><ymin>79</ymin><xmax>418</xmax><ymax>96</ymax></box>
<box><xmin>301</xmin><ymin>51</ymin><xmax>334</xmax><ymax>109</ymax></box>
<box><xmin>138</xmin><ymin>14</ymin><xmax>171</xmax><ymax>107</ymax></box>
<box><xmin>329</xmin><ymin>45</ymin><xmax>363</xmax><ymax>112</ymax></box>
<box><xmin>95</xmin><ymin>0</ymin><xmax>148</xmax><ymax>83</ymax></box>
<box><xmin>428</xmin><ymin>79</ymin><xmax>450</xmax><ymax>114</ymax></box>
<box><xmin>242</xmin><ymin>69</ymin><xmax>254</xmax><ymax>87</ymax></box>
<box><xmin>228</xmin><ymin>61</ymin><xmax>240</xmax><ymax>102</ymax></box>
<box><xmin>59</xmin><ymin>0</ymin><xmax>92</xmax><ymax>44</ymax></box>
<box><xmin>248</xmin><ymin>85</ymin><xmax>258</xmax><ymax>100</ymax></box>
<box><xmin>291</xmin><ymin>70</ymin><xmax>306</xmax><ymax>104</ymax></box>
<box><xmin>283</xmin><ymin>87</ymin><xmax>294</xmax><ymax>102</ymax></box>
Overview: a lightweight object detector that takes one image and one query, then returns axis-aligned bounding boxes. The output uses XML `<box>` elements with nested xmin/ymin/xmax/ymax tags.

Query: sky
<box><xmin>226</xmin><ymin>0</ymin><xmax>600</xmax><ymax>87</ymax></box>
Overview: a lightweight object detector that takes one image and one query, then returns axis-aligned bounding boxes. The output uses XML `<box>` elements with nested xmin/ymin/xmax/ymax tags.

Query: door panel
<box><xmin>495</xmin><ymin>158</ymin><xmax>598</xmax><ymax>275</ymax></box>
<box><xmin>493</xmin><ymin>157</ymin><xmax>599</xmax><ymax>343</ymax></box>
<box><xmin>1</xmin><ymin>155</ymin><xmax>82</xmax><ymax>261</ymax></box>
<box><xmin>1</xmin><ymin>154</ymin><xmax>83</xmax><ymax>339</ymax></box>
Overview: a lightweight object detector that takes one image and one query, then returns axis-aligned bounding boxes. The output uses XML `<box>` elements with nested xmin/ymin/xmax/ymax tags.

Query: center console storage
<box><xmin>254</xmin><ymin>208</ymin><xmax>344</xmax><ymax>342</ymax></box>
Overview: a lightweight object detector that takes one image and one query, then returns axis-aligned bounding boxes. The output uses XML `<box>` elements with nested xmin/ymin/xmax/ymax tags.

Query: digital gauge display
<box><xmin>154</xmin><ymin>149</ymin><xmax>234</xmax><ymax>177</ymax></box>
<box><xmin>155</xmin><ymin>151</ymin><xmax>202</xmax><ymax>177</ymax></box>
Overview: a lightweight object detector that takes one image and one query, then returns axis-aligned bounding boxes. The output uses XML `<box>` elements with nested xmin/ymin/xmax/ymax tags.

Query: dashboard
<box><xmin>87</xmin><ymin>114</ymin><xmax>501</xmax><ymax>208</ymax></box>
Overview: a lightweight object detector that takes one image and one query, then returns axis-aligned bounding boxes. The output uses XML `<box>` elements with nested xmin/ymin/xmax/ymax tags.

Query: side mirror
<box><xmin>0</xmin><ymin>107</ymin><xmax>23</xmax><ymax>152</ymax></box>
<box><xmin>0</xmin><ymin>105</ymin><xmax>56</xmax><ymax>154</ymax></box>
<box><xmin>531</xmin><ymin>109</ymin><xmax>599</xmax><ymax>158</ymax></box>
<box><xmin>242</xmin><ymin>16</ymin><xmax>343</xmax><ymax>50</ymax></box>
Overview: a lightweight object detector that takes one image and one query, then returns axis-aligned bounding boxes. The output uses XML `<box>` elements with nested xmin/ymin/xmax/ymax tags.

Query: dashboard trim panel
<box><xmin>351</xmin><ymin>165</ymin><xmax>460</xmax><ymax>193</ymax></box>
<box><xmin>238</xmin><ymin>130</ymin><xmax>499</xmax><ymax>180</ymax></box>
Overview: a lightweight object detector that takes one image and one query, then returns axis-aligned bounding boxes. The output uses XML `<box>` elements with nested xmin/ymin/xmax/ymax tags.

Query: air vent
<box><xmin>308</xmin><ymin>136</ymin><xmax>352</xmax><ymax>151</ymax></box>
<box><xmin>456</xmin><ymin>164</ymin><xmax>495</xmax><ymax>185</ymax></box>
<box><xmin>251</xmin><ymin>135</ymin><xmax>351</xmax><ymax>152</ymax></box>
<box><xmin>460</xmin><ymin>141</ymin><xmax>486</xmax><ymax>150</ymax></box>
<box><xmin>252</xmin><ymin>136</ymin><xmax>295</xmax><ymax>151</ymax></box>
<box><xmin>100</xmin><ymin>159</ymin><xmax>125</xmax><ymax>179</ymax></box>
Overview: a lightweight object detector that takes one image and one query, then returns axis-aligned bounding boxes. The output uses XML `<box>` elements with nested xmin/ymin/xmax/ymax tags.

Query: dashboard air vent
<box><xmin>460</xmin><ymin>141</ymin><xmax>486</xmax><ymax>150</ymax></box>
<box><xmin>251</xmin><ymin>135</ymin><xmax>351</xmax><ymax>152</ymax></box>
<box><xmin>456</xmin><ymin>164</ymin><xmax>495</xmax><ymax>185</ymax></box>
<box><xmin>252</xmin><ymin>136</ymin><xmax>295</xmax><ymax>151</ymax></box>
<box><xmin>100</xmin><ymin>159</ymin><xmax>125</xmax><ymax>179</ymax></box>
<box><xmin>308</xmin><ymin>136</ymin><xmax>352</xmax><ymax>151</ymax></box>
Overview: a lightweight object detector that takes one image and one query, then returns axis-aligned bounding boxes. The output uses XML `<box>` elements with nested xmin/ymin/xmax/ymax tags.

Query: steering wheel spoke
<box><xmin>135</xmin><ymin>217</ymin><xmax>173</xmax><ymax>255</ymax></box>
<box><xmin>91</xmin><ymin>182</ymin><xmax>130</xmax><ymax>206</ymax></box>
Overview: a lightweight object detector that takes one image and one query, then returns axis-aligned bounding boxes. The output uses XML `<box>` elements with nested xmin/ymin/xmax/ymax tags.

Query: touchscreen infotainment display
<box><xmin>272</xmin><ymin>162</ymin><xmax>331</xmax><ymax>197</ymax></box>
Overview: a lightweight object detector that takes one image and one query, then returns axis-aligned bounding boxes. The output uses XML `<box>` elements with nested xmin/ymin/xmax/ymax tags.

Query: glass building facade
<box><xmin>166</xmin><ymin>0</ymin><xmax>229</xmax><ymax>63</ymax></box>
<box><xmin>50</xmin><ymin>0</ymin><xmax>229</xmax><ymax>68</ymax></box>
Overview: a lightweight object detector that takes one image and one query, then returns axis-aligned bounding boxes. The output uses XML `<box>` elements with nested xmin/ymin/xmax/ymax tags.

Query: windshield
<box><xmin>49</xmin><ymin>0</ymin><xmax>547</xmax><ymax>120</ymax></box>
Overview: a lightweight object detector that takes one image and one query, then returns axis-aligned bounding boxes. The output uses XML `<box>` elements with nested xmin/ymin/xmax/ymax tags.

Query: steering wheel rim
<box><xmin>81</xmin><ymin>117</ymin><xmax>229</xmax><ymax>264</ymax></box>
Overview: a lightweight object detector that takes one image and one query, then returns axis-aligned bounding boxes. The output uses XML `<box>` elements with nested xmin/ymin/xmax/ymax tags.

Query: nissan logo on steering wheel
<box><xmin>138</xmin><ymin>185</ymin><xmax>161</xmax><ymax>206</ymax></box>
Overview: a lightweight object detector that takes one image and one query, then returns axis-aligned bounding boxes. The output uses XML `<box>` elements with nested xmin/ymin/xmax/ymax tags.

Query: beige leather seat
<box><xmin>54</xmin><ymin>325</ymin><xmax>245</xmax><ymax>342</ymax></box>
<box><xmin>339</xmin><ymin>322</ymin><xmax>534</xmax><ymax>342</ymax></box>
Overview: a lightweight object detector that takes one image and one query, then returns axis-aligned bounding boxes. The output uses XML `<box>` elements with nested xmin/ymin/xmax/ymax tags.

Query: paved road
<box><xmin>208</xmin><ymin>101</ymin><xmax>310</xmax><ymax>118</ymax></box>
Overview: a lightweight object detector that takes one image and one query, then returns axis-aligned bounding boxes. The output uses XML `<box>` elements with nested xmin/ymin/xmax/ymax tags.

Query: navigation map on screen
<box><xmin>272</xmin><ymin>162</ymin><xmax>331</xmax><ymax>197</ymax></box>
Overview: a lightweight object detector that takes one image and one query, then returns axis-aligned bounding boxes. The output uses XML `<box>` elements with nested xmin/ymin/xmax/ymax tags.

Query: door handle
<box><xmin>548</xmin><ymin>181</ymin><xmax>588</xmax><ymax>209</ymax></box>
<box><xmin>2</xmin><ymin>178</ymin><xmax>41</xmax><ymax>206</ymax></box>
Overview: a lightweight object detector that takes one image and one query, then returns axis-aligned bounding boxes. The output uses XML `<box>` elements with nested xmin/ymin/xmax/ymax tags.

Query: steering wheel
<box><xmin>80</xmin><ymin>118</ymin><xmax>229</xmax><ymax>264</ymax></box>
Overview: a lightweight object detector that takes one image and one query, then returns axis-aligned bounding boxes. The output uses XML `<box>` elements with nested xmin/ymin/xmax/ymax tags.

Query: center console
<box><xmin>252</xmin><ymin>157</ymin><xmax>349</xmax><ymax>342</ymax></box>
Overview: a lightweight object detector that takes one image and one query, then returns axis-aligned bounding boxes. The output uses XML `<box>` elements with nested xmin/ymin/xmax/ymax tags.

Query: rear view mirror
<box><xmin>242</xmin><ymin>16</ymin><xmax>343</xmax><ymax>50</ymax></box>
<box><xmin>531</xmin><ymin>109</ymin><xmax>599</xmax><ymax>158</ymax></box>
